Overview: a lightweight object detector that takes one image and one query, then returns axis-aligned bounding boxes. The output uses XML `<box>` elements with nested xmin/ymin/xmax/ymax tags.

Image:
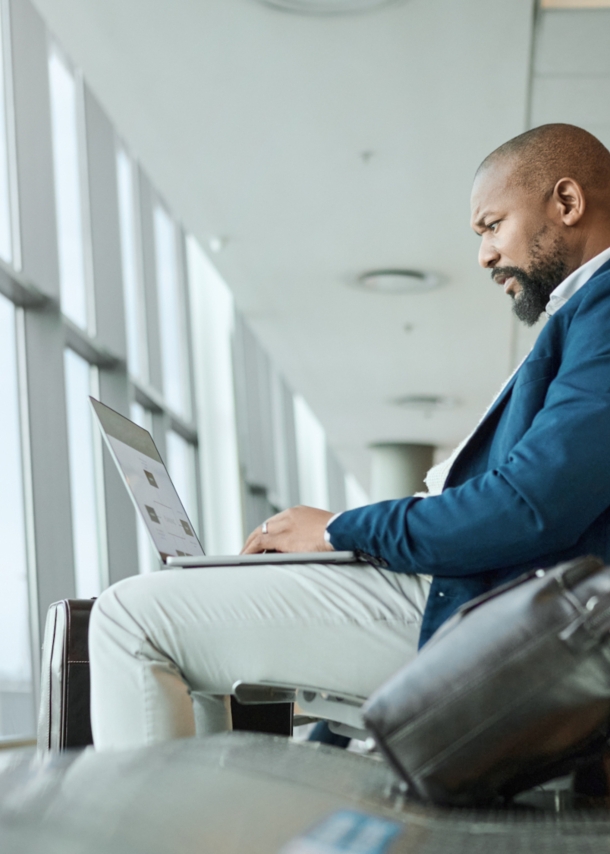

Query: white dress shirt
<box><xmin>545</xmin><ymin>244</ymin><xmax>610</xmax><ymax>316</ymax></box>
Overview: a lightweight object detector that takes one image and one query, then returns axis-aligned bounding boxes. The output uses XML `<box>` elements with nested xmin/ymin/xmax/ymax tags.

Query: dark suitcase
<box><xmin>363</xmin><ymin>556</ymin><xmax>610</xmax><ymax>806</ymax></box>
<box><xmin>36</xmin><ymin>597</ymin><xmax>292</xmax><ymax>752</ymax></box>
<box><xmin>37</xmin><ymin>599</ymin><xmax>95</xmax><ymax>752</ymax></box>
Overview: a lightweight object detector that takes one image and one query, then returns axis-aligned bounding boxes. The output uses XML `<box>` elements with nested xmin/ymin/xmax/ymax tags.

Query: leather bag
<box><xmin>363</xmin><ymin>556</ymin><xmax>610</xmax><ymax>806</ymax></box>
<box><xmin>37</xmin><ymin>599</ymin><xmax>95</xmax><ymax>752</ymax></box>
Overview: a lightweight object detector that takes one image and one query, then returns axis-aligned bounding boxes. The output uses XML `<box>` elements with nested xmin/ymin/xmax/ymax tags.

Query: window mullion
<box><xmin>89</xmin><ymin>365</ymin><xmax>109</xmax><ymax>591</ymax></box>
<box><xmin>2</xmin><ymin>0</ymin><xmax>19</xmax><ymax>271</ymax></box>
<box><xmin>74</xmin><ymin>69</ymin><xmax>95</xmax><ymax>338</ymax></box>
<box><xmin>138</xmin><ymin>170</ymin><xmax>163</xmax><ymax>393</ymax></box>
<box><xmin>13</xmin><ymin>305</ymin><xmax>38</xmax><ymax>718</ymax></box>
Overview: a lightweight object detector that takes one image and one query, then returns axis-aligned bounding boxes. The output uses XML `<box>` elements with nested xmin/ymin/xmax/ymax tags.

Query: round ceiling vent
<box><xmin>393</xmin><ymin>394</ymin><xmax>458</xmax><ymax>410</ymax></box>
<box><xmin>257</xmin><ymin>0</ymin><xmax>400</xmax><ymax>13</ymax></box>
<box><xmin>356</xmin><ymin>269</ymin><xmax>443</xmax><ymax>294</ymax></box>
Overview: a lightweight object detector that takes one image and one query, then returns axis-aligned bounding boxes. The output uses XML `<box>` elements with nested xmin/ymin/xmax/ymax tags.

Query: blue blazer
<box><xmin>328</xmin><ymin>258</ymin><xmax>610</xmax><ymax>647</ymax></box>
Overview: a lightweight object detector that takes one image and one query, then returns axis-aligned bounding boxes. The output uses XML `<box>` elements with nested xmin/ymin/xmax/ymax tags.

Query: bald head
<box><xmin>476</xmin><ymin>124</ymin><xmax>610</xmax><ymax>202</ymax></box>
<box><xmin>471</xmin><ymin>125</ymin><xmax>610</xmax><ymax>326</ymax></box>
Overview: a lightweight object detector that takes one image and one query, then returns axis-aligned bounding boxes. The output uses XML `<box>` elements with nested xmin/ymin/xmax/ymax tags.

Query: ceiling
<box><xmin>30</xmin><ymin>0</ymin><xmax>538</xmax><ymax>486</ymax></box>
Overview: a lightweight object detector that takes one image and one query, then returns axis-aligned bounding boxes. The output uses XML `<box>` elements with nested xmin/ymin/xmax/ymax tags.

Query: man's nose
<box><xmin>478</xmin><ymin>237</ymin><xmax>500</xmax><ymax>269</ymax></box>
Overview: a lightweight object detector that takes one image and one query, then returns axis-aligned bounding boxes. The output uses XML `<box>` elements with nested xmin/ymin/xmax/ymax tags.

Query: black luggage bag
<box><xmin>363</xmin><ymin>556</ymin><xmax>610</xmax><ymax>806</ymax></box>
<box><xmin>37</xmin><ymin>599</ymin><xmax>95</xmax><ymax>752</ymax></box>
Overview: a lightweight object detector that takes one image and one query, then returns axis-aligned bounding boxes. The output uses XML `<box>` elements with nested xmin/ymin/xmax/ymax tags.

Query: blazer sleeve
<box><xmin>328</xmin><ymin>280</ymin><xmax>610</xmax><ymax>576</ymax></box>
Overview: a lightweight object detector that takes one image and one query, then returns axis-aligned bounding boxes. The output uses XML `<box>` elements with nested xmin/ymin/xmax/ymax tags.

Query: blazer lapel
<box><xmin>479</xmin><ymin>361</ymin><xmax>522</xmax><ymax>423</ymax></box>
<box><xmin>442</xmin><ymin>362</ymin><xmax>523</xmax><ymax>490</ymax></box>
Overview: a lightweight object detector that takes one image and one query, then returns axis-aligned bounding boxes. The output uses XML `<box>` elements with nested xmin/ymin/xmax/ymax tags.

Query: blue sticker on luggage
<box><xmin>279</xmin><ymin>809</ymin><xmax>403</xmax><ymax>854</ymax></box>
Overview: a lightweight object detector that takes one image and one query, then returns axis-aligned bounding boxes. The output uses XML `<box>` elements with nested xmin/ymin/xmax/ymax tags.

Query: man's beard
<box><xmin>492</xmin><ymin>234</ymin><xmax>570</xmax><ymax>326</ymax></box>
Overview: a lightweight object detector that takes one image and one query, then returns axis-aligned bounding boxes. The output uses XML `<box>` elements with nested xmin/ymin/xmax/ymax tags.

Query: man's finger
<box><xmin>241</xmin><ymin>526</ymin><xmax>264</xmax><ymax>554</ymax></box>
<box><xmin>242</xmin><ymin>530</ymin><xmax>279</xmax><ymax>554</ymax></box>
<box><xmin>241</xmin><ymin>535</ymin><xmax>259</xmax><ymax>555</ymax></box>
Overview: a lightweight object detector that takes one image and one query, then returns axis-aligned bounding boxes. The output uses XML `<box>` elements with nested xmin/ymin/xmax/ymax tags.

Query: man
<box><xmin>90</xmin><ymin>123</ymin><xmax>610</xmax><ymax>750</ymax></box>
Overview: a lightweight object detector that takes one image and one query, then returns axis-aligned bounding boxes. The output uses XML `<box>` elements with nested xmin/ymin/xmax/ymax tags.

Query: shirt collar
<box><xmin>546</xmin><ymin>245</ymin><xmax>610</xmax><ymax>317</ymax></box>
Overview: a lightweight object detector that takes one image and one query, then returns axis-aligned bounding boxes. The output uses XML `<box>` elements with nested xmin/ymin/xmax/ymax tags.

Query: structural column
<box><xmin>370</xmin><ymin>443</ymin><xmax>434</xmax><ymax>501</ymax></box>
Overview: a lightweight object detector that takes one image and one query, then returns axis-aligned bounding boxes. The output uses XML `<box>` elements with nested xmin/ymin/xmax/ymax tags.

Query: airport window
<box><xmin>117</xmin><ymin>148</ymin><xmax>147</xmax><ymax>380</ymax></box>
<box><xmin>326</xmin><ymin>449</ymin><xmax>347</xmax><ymax>514</ymax></box>
<box><xmin>48</xmin><ymin>47</ymin><xmax>89</xmax><ymax>330</ymax></box>
<box><xmin>345</xmin><ymin>473</ymin><xmax>370</xmax><ymax>510</ymax></box>
<box><xmin>0</xmin><ymin>295</ymin><xmax>33</xmax><ymax>738</ymax></box>
<box><xmin>64</xmin><ymin>348</ymin><xmax>104</xmax><ymax>597</ymax></box>
<box><xmin>166</xmin><ymin>430</ymin><xmax>199</xmax><ymax>536</ymax></box>
<box><xmin>153</xmin><ymin>204</ymin><xmax>190</xmax><ymax>418</ymax></box>
<box><xmin>268</xmin><ymin>369</ymin><xmax>301</xmax><ymax>511</ymax></box>
<box><xmin>186</xmin><ymin>236</ymin><xmax>243</xmax><ymax>555</ymax></box>
<box><xmin>0</xmin><ymin>0</ymin><xmax>355</xmax><ymax>745</ymax></box>
<box><xmin>293</xmin><ymin>394</ymin><xmax>330</xmax><ymax>511</ymax></box>
<box><xmin>232</xmin><ymin>315</ymin><xmax>278</xmax><ymax>532</ymax></box>
<box><xmin>0</xmin><ymin>5</ymin><xmax>13</xmax><ymax>267</ymax></box>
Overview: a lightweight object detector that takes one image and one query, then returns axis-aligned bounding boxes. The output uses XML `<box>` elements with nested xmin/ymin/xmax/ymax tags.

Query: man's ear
<box><xmin>551</xmin><ymin>177</ymin><xmax>585</xmax><ymax>227</ymax></box>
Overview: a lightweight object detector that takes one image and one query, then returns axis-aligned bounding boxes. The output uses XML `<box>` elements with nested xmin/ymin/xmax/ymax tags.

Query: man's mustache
<box><xmin>491</xmin><ymin>266</ymin><xmax>525</xmax><ymax>284</ymax></box>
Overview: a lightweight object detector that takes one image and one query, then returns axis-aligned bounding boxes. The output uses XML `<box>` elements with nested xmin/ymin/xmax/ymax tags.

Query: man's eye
<box><xmin>488</xmin><ymin>221</ymin><xmax>500</xmax><ymax>232</ymax></box>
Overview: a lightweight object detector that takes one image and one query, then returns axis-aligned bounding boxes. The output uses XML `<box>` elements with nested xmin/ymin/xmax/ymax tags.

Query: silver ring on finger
<box><xmin>261</xmin><ymin>520</ymin><xmax>269</xmax><ymax>534</ymax></box>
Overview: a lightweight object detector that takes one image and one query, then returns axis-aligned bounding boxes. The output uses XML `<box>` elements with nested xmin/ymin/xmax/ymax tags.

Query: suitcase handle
<box><xmin>454</xmin><ymin>568</ymin><xmax>542</xmax><ymax>620</ymax></box>
<box><xmin>456</xmin><ymin>556</ymin><xmax>603</xmax><ymax>620</ymax></box>
<box><xmin>426</xmin><ymin>567</ymin><xmax>549</xmax><ymax>648</ymax></box>
<box><xmin>426</xmin><ymin>557</ymin><xmax>605</xmax><ymax>650</ymax></box>
<box><xmin>560</xmin><ymin>587</ymin><xmax>610</xmax><ymax>653</ymax></box>
<box><xmin>559</xmin><ymin>556</ymin><xmax>605</xmax><ymax>590</ymax></box>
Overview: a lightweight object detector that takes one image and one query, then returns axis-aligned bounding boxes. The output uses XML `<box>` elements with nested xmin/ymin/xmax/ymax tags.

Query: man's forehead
<box><xmin>470</xmin><ymin>162</ymin><xmax>517</xmax><ymax>220</ymax></box>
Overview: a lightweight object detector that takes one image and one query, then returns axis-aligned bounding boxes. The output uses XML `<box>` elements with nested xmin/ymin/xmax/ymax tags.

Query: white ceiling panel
<box><xmin>31</xmin><ymin>0</ymin><xmax>536</xmax><ymax>484</ymax></box>
<box><xmin>536</xmin><ymin>9</ymin><xmax>610</xmax><ymax>74</ymax></box>
<box><xmin>532</xmin><ymin>76</ymin><xmax>610</xmax><ymax>128</ymax></box>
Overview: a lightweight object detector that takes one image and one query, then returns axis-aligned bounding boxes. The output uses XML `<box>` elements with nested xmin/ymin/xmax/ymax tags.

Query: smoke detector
<box><xmin>257</xmin><ymin>0</ymin><xmax>400</xmax><ymax>13</ymax></box>
<box><xmin>356</xmin><ymin>269</ymin><xmax>443</xmax><ymax>294</ymax></box>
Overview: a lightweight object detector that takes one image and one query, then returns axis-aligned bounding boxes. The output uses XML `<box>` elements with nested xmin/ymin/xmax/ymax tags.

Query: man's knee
<box><xmin>90</xmin><ymin>575</ymin><xmax>153</xmax><ymax>649</ymax></box>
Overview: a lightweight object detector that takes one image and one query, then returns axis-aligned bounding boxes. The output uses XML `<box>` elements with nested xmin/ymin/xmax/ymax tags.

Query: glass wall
<box><xmin>345</xmin><ymin>473</ymin><xmax>370</xmax><ymax>511</ymax></box>
<box><xmin>293</xmin><ymin>395</ymin><xmax>330</xmax><ymax>511</ymax></box>
<box><xmin>48</xmin><ymin>46</ymin><xmax>89</xmax><ymax>330</ymax></box>
<box><xmin>64</xmin><ymin>349</ymin><xmax>103</xmax><ymax>598</ymax></box>
<box><xmin>0</xmin><ymin>295</ymin><xmax>33</xmax><ymax>737</ymax></box>
<box><xmin>0</xmin><ymin>5</ymin><xmax>13</xmax><ymax>266</ymax></box>
<box><xmin>0</xmin><ymin>0</ymin><xmax>359</xmax><ymax>745</ymax></box>
<box><xmin>186</xmin><ymin>236</ymin><xmax>243</xmax><ymax>555</ymax></box>
<box><xmin>117</xmin><ymin>148</ymin><xmax>147</xmax><ymax>381</ymax></box>
<box><xmin>154</xmin><ymin>203</ymin><xmax>190</xmax><ymax>418</ymax></box>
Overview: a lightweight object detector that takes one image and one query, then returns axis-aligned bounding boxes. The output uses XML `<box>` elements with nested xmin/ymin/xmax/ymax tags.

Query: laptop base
<box><xmin>166</xmin><ymin>551</ymin><xmax>357</xmax><ymax>568</ymax></box>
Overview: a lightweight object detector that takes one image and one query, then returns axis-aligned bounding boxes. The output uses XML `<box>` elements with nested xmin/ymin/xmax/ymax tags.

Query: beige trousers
<box><xmin>89</xmin><ymin>561</ymin><xmax>431</xmax><ymax>751</ymax></box>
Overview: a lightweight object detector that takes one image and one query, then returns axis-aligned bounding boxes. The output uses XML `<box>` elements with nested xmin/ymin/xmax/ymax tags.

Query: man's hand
<box><xmin>241</xmin><ymin>505</ymin><xmax>335</xmax><ymax>555</ymax></box>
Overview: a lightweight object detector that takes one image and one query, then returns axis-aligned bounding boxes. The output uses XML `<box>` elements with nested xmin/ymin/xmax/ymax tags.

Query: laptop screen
<box><xmin>90</xmin><ymin>398</ymin><xmax>204</xmax><ymax>562</ymax></box>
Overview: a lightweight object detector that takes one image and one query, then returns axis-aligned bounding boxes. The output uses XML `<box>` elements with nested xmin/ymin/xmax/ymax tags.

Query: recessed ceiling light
<box><xmin>393</xmin><ymin>394</ymin><xmax>458</xmax><ymax>410</ymax></box>
<box><xmin>257</xmin><ymin>0</ymin><xmax>400</xmax><ymax>13</ymax></box>
<box><xmin>356</xmin><ymin>269</ymin><xmax>443</xmax><ymax>294</ymax></box>
<box><xmin>208</xmin><ymin>236</ymin><xmax>229</xmax><ymax>253</ymax></box>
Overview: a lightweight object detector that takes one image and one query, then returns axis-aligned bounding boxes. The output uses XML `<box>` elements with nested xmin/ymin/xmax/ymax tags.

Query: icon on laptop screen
<box><xmin>146</xmin><ymin>505</ymin><xmax>161</xmax><ymax>524</ymax></box>
<box><xmin>180</xmin><ymin>519</ymin><xmax>194</xmax><ymax>537</ymax></box>
<box><xmin>144</xmin><ymin>470</ymin><xmax>159</xmax><ymax>488</ymax></box>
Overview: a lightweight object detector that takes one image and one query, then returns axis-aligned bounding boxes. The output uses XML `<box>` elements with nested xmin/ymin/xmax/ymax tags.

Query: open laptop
<box><xmin>89</xmin><ymin>397</ymin><xmax>357</xmax><ymax>568</ymax></box>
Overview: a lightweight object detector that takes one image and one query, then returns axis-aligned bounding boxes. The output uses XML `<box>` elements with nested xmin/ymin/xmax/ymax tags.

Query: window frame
<box><xmin>0</xmin><ymin>0</ymin><xmax>352</xmax><ymax>740</ymax></box>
